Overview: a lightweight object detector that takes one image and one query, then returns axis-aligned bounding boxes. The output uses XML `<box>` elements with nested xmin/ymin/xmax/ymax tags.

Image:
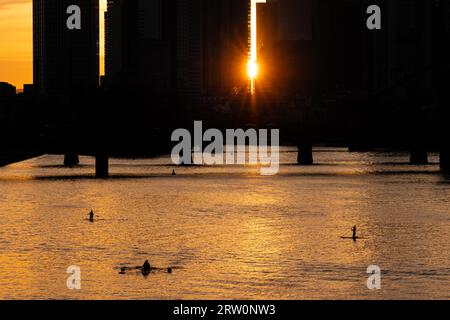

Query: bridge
<box><xmin>1</xmin><ymin>84</ymin><xmax>449</xmax><ymax>178</ymax></box>
<box><xmin>1</xmin><ymin>62</ymin><xmax>450</xmax><ymax>178</ymax></box>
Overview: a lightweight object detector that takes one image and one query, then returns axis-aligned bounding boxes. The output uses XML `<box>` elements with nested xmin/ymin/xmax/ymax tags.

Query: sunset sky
<box><xmin>0</xmin><ymin>0</ymin><xmax>107</xmax><ymax>90</ymax></box>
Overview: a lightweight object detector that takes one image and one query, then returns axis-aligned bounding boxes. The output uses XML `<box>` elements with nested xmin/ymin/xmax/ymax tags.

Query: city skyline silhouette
<box><xmin>0</xmin><ymin>0</ymin><xmax>449</xmax><ymax>303</ymax></box>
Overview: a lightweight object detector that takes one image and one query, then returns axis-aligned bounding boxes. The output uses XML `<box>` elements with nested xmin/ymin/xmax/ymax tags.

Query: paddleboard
<box><xmin>341</xmin><ymin>236</ymin><xmax>365</xmax><ymax>239</ymax></box>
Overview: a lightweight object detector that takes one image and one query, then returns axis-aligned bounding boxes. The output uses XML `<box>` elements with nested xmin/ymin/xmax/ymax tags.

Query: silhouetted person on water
<box><xmin>142</xmin><ymin>260</ymin><xmax>151</xmax><ymax>273</ymax></box>
<box><xmin>352</xmin><ymin>225</ymin><xmax>357</xmax><ymax>240</ymax></box>
<box><xmin>89</xmin><ymin>210</ymin><xmax>94</xmax><ymax>222</ymax></box>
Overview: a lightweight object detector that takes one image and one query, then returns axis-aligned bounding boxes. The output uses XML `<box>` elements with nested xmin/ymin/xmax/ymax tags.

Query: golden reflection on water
<box><xmin>0</xmin><ymin>149</ymin><xmax>449</xmax><ymax>299</ymax></box>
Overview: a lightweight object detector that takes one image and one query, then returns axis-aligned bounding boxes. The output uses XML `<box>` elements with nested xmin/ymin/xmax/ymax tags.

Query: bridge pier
<box><xmin>410</xmin><ymin>149</ymin><xmax>428</xmax><ymax>165</ymax></box>
<box><xmin>409</xmin><ymin>128</ymin><xmax>429</xmax><ymax>165</ymax></box>
<box><xmin>410</xmin><ymin>138</ymin><xmax>428</xmax><ymax>165</ymax></box>
<box><xmin>348</xmin><ymin>143</ymin><xmax>373</xmax><ymax>152</ymax></box>
<box><xmin>297</xmin><ymin>144</ymin><xmax>314</xmax><ymax>165</ymax></box>
<box><xmin>440</xmin><ymin>147</ymin><xmax>450</xmax><ymax>173</ymax></box>
<box><xmin>95</xmin><ymin>154</ymin><xmax>109</xmax><ymax>178</ymax></box>
<box><xmin>64</xmin><ymin>153</ymin><xmax>79</xmax><ymax>166</ymax></box>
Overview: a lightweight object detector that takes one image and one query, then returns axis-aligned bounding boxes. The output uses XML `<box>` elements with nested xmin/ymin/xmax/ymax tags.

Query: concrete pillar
<box><xmin>410</xmin><ymin>149</ymin><xmax>428</xmax><ymax>165</ymax></box>
<box><xmin>348</xmin><ymin>139</ymin><xmax>373</xmax><ymax>152</ymax></box>
<box><xmin>410</xmin><ymin>135</ymin><xmax>428</xmax><ymax>165</ymax></box>
<box><xmin>64</xmin><ymin>153</ymin><xmax>79</xmax><ymax>166</ymax></box>
<box><xmin>297</xmin><ymin>145</ymin><xmax>314</xmax><ymax>165</ymax></box>
<box><xmin>433</xmin><ymin>1</ymin><xmax>450</xmax><ymax>172</ymax></box>
<box><xmin>95</xmin><ymin>154</ymin><xmax>109</xmax><ymax>178</ymax></box>
<box><xmin>440</xmin><ymin>148</ymin><xmax>450</xmax><ymax>173</ymax></box>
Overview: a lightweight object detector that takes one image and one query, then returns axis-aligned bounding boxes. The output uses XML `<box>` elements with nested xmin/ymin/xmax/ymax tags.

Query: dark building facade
<box><xmin>33</xmin><ymin>0</ymin><xmax>99</xmax><ymax>96</ymax></box>
<box><xmin>175</xmin><ymin>0</ymin><xmax>203</xmax><ymax>97</ymax></box>
<box><xmin>257</xmin><ymin>0</ymin><xmax>331</xmax><ymax>95</ymax></box>
<box><xmin>105</xmin><ymin>0</ymin><xmax>250</xmax><ymax>97</ymax></box>
<box><xmin>176</xmin><ymin>0</ymin><xmax>249</xmax><ymax>97</ymax></box>
<box><xmin>333</xmin><ymin>0</ymin><xmax>438</xmax><ymax>95</ymax></box>
<box><xmin>256</xmin><ymin>0</ymin><xmax>441</xmax><ymax>97</ymax></box>
<box><xmin>203</xmin><ymin>0</ymin><xmax>249</xmax><ymax>96</ymax></box>
<box><xmin>105</xmin><ymin>0</ymin><xmax>174</xmax><ymax>93</ymax></box>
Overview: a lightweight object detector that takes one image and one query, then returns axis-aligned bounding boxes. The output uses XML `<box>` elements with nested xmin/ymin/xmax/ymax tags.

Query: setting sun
<box><xmin>247</xmin><ymin>60</ymin><xmax>258</xmax><ymax>79</ymax></box>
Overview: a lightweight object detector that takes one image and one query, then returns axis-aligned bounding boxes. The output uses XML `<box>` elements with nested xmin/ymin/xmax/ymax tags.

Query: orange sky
<box><xmin>0</xmin><ymin>0</ymin><xmax>106</xmax><ymax>90</ymax></box>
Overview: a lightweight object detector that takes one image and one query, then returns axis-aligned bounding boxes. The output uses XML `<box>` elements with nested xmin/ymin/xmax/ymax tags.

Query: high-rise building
<box><xmin>332</xmin><ymin>0</ymin><xmax>437</xmax><ymax>95</ymax></box>
<box><xmin>105</xmin><ymin>0</ymin><xmax>173</xmax><ymax>93</ymax></box>
<box><xmin>258</xmin><ymin>0</ymin><xmax>436</xmax><ymax>96</ymax></box>
<box><xmin>385</xmin><ymin>0</ymin><xmax>433</xmax><ymax>92</ymax></box>
<box><xmin>203</xmin><ymin>0</ymin><xmax>250</xmax><ymax>96</ymax></box>
<box><xmin>258</xmin><ymin>0</ymin><xmax>329</xmax><ymax>95</ymax></box>
<box><xmin>33</xmin><ymin>0</ymin><xmax>99</xmax><ymax>95</ymax></box>
<box><xmin>105</xmin><ymin>0</ymin><xmax>250</xmax><ymax>97</ymax></box>
<box><xmin>176</xmin><ymin>0</ymin><xmax>249</xmax><ymax>97</ymax></box>
<box><xmin>175</xmin><ymin>0</ymin><xmax>201</xmax><ymax>97</ymax></box>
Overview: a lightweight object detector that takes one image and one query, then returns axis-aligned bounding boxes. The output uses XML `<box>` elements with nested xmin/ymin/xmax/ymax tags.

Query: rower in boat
<box><xmin>352</xmin><ymin>225</ymin><xmax>357</xmax><ymax>240</ymax></box>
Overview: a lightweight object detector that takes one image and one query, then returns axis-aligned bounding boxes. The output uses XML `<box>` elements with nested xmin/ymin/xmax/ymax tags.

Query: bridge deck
<box><xmin>0</xmin><ymin>150</ymin><xmax>42</xmax><ymax>168</ymax></box>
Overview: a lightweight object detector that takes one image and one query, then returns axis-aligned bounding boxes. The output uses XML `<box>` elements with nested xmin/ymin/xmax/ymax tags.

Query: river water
<box><xmin>0</xmin><ymin>148</ymin><xmax>448</xmax><ymax>299</ymax></box>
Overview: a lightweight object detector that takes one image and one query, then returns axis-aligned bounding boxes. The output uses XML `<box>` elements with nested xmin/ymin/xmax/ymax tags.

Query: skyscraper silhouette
<box><xmin>176</xmin><ymin>0</ymin><xmax>249</xmax><ymax>97</ymax></box>
<box><xmin>105</xmin><ymin>0</ymin><xmax>174</xmax><ymax>93</ymax></box>
<box><xmin>203</xmin><ymin>0</ymin><xmax>249</xmax><ymax>96</ymax></box>
<box><xmin>33</xmin><ymin>0</ymin><xmax>99</xmax><ymax>95</ymax></box>
<box><xmin>105</xmin><ymin>0</ymin><xmax>249</xmax><ymax>97</ymax></box>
